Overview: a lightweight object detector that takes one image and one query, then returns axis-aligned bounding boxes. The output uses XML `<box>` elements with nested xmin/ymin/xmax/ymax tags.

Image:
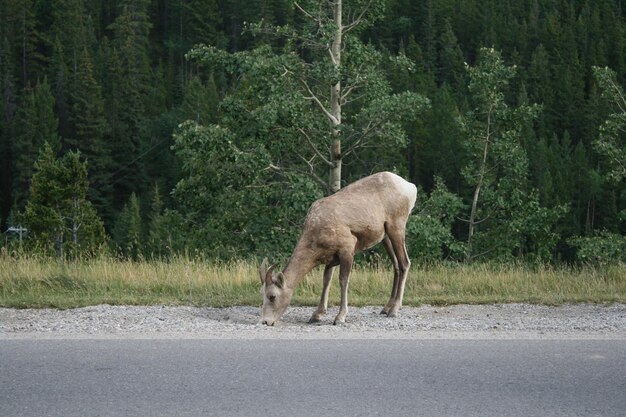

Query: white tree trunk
<box><xmin>329</xmin><ymin>0</ymin><xmax>342</xmax><ymax>193</ymax></box>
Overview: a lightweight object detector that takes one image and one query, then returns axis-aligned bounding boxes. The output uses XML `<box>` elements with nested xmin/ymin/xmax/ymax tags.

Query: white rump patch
<box><xmin>387</xmin><ymin>173</ymin><xmax>417</xmax><ymax>209</ymax></box>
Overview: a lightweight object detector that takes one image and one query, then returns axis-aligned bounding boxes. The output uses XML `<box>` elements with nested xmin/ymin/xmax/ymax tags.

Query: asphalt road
<box><xmin>1</xmin><ymin>339</ymin><xmax>625</xmax><ymax>417</ymax></box>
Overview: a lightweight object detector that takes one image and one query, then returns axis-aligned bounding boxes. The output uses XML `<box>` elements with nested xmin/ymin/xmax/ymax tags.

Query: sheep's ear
<box><xmin>274</xmin><ymin>272</ymin><xmax>285</xmax><ymax>289</ymax></box>
<box><xmin>259</xmin><ymin>258</ymin><xmax>269</xmax><ymax>285</ymax></box>
<box><xmin>265</xmin><ymin>263</ymin><xmax>278</xmax><ymax>287</ymax></box>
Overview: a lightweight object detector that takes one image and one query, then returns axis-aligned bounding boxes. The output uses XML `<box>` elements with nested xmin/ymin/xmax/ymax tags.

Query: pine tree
<box><xmin>3</xmin><ymin>0</ymin><xmax>41</xmax><ymax>87</ymax></box>
<box><xmin>146</xmin><ymin>183</ymin><xmax>164</xmax><ymax>257</ymax></box>
<box><xmin>49</xmin><ymin>37</ymin><xmax>71</xmax><ymax>140</ymax></box>
<box><xmin>106</xmin><ymin>0</ymin><xmax>153</xmax><ymax>207</ymax></box>
<box><xmin>49</xmin><ymin>0</ymin><xmax>88</xmax><ymax>77</ymax></box>
<box><xmin>112</xmin><ymin>192</ymin><xmax>143</xmax><ymax>260</ymax></box>
<box><xmin>183</xmin><ymin>0</ymin><xmax>224</xmax><ymax>47</ymax></box>
<box><xmin>12</xmin><ymin>79</ymin><xmax>60</xmax><ymax>210</ymax></box>
<box><xmin>69</xmin><ymin>47</ymin><xmax>112</xmax><ymax>223</ymax></box>
<box><xmin>179</xmin><ymin>74</ymin><xmax>219</xmax><ymax>125</ymax></box>
<box><xmin>21</xmin><ymin>143</ymin><xmax>105</xmax><ymax>259</ymax></box>
<box><xmin>0</xmin><ymin>36</ymin><xmax>17</xmax><ymax>227</ymax></box>
<box><xmin>437</xmin><ymin>20</ymin><xmax>465</xmax><ymax>90</ymax></box>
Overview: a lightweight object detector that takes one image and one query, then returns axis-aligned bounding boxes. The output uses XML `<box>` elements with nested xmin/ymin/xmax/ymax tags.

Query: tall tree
<box><xmin>0</xmin><ymin>37</ymin><xmax>17</xmax><ymax>226</ymax></box>
<box><xmin>111</xmin><ymin>192</ymin><xmax>143</xmax><ymax>260</ymax></box>
<box><xmin>460</xmin><ymin>48</ymin><xmax>561</xmax><ymax>261</ymax></box>
<box><xmin>106</xmin><ymin>0</ymin><xmax>153</xmax><ymax>206</ymax></box>
<box><xmin>3</xmin><ymin>0</ymin><xmax>41</xmax><ymax>87</ymax></box>
<box><xmin>12</xmin><ymin>79</ymin><xmax>60</xmax><ymax>210</ymax></box>
<box><xmin>69</xmin><ymin>47</ymin><xmax>112</xmax><ymax>222</ymax></box>
<box><xmin>592</xmin><ymin>66</ymin><xmax>626</xmax><ymax>183</ymax></box>
<box><xmin>189</xmin><ymin>0</ymin><xmax>428</xmax><ymax>194</ymax></box>
<box><xmin>20</xmin><ymin>143</ymin><xmax>105</xmax><ymax>259</ymax></box>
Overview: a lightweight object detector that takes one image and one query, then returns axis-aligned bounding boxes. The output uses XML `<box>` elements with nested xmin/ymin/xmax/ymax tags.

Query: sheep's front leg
<box><xmin>309</xmin><ymin>265</ymin><xmax>334</xmax><ymax>323</ymax></box>
<box><xmin>333</xmin><ymin>256</ymin><xmax>353</xmax><ymax>325</ymax></box>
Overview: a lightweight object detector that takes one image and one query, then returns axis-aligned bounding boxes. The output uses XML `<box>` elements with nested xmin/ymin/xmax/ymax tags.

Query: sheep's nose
<box><xmin>261</xmin><ymin>320</ymin><xmax>274</xmax><ymax>326</ymax></box>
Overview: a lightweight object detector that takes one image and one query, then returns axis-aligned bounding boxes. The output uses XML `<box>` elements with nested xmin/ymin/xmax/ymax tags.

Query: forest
<box><xmin>0</xmin><ymin>0</ymin><xmax>624</xmax><ymax>264</ymax></box>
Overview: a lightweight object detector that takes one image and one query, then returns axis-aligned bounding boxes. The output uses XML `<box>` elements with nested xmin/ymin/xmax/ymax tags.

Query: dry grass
<box><xmin>1</xmin><ymin>252</ymin><xmax>624</xmax><ymax>309</ymax></box>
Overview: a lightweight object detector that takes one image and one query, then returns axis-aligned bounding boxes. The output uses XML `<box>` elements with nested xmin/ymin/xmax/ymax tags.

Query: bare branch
<box><xmin>296</xmin><ymin>152</ymin><xmax>329</xmax><ymax>191</ymax></box>
<box><xmin>301</xmin><ymin>80</ymin><xmax>339</xmax><ymax>125</ymax></box>
<box><xmin>328</xmin><ymin>47</ymin><xmax>338</xmax><ymax>66</ymax></box>
<box><xmin>343</xmin><ymin>0</ymin><xmax>374</xmax><ymax>34</ymax></box>
<box><xmin>294</xmin><ymin>2</ymin><xmax>318</xmax><ymax>22</ymax></box>
<box><xmin>281</xmin><ymin>65</ymin><xmax>292</xmax><ymax>77</ymax></box>
<box><xmin>342</xmin><ymin>119</ymin><xmax>384</xmax><ymax>158</ymax></box>
<box><xmin>298</xmin><ymin>128</ymin><xmax>334</xmax><ymax>167</ymax></box>
<box><xmin>340</xmin><ymin>84</ymin><xmax>357</xmax><ymax>104</ymax></box>
<box><xmin>456</xmin><ymin>213</ymin><xmax>491</xmax><ymax>225</ymax></box>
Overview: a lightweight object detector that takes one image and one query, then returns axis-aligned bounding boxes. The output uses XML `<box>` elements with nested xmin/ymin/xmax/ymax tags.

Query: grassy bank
<box><xmin>1</xmin><ymin>253</ymin><xmax>624</xmax><ymax>309</ymax></box>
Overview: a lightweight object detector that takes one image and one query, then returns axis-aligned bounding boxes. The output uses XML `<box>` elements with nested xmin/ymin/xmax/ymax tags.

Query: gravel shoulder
<box><xmin>1</xmin><ymin>304</ymin><xmax>625</xmax><ymax>340</ymax></box>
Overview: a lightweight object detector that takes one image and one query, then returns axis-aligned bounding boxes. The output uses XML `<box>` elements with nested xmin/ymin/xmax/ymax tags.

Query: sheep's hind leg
<box><xmin>333</xmin><ymin>254</ymin><xmax>354</xmax><ymax>325</ymax></box>
<box><xmin>385</xmin><ymin>225</ymin><xmax>411</xmax><ymax>318</ymax></box>
<box><xmin>380</xmin><ymin>236</ymin><xmax>400</xmax><ymax>316</ymax></box>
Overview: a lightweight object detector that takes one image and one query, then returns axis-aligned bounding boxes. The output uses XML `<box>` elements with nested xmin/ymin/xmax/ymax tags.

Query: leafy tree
<box><xmin>188</xmin><ymin>0</ymin><xmax>429</xmax><ymax>194</ymax></box>
<box><xmin>459</xmin><ymin>48</ymin><xmax>563</xmax><ymax>262</ymax></box>
<box><xmin>171</xmin><ymin>118</ymin><xmax>328</xmax><ymax>258</ymax></box>
<box><xmin>568</xmin><ymin>231</ymin><xmax>626</xmax><ymax>265</ymax></box>
<box><xmin>406</xmin><ymin>177</ymin><xmax>465</xmax><ymax>264</ymax></box>
<box><xmin>20</xmin><ymin>143</ymin><xmax>105</xmax><ymax>259</ymax></box>
<box><xmin>592</xmin><ymin>66</ymin><xmax>625</xmax><ymax>183</ymax></box>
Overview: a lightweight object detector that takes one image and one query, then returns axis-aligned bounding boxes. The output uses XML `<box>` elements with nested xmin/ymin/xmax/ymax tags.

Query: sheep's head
<box><xmin>259</xmin><ymin>258</ymin><xmax>293</xmax><ymax>326</ymax></box>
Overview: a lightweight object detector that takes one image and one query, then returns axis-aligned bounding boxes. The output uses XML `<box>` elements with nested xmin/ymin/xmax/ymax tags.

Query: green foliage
<box><xmin>406</xmin><ymin>177</ymin><xmax>465</xmax><ymax>264</ymax></box>
<box><xmin>69</xmin><ymin>47</ymin><xmax>112</xmax><ymax>222</ymax></box>
<box><xmin>111</xmin><ymin>193</ymin><xmax>143</xmax><ymax>260</ymax></box>
<box><xmin>20</xmin><ymin>143</ymin><xmax>105</xmax><ymax>259</ymax></box>
<box><xmin>592</xmin><ymin>66</ymin><xmax>626</xmax><ymax>183</ymax></box>
<box><xmin>460</xmin><ymin>48</ymin><xmax>565</xmax><ymax>262</ymax></box>
<box><xmin>171</xmin><ymin>121</ymin><xmax>324</xmax><ymax>259</ymax></box>
<box><xmin>12</xmin><ymin>79</ymin><xmax>60</xmax><ymax>209</ymax></box>
<box><xmin>189</xmin><ymin>0</ymin><xmax>429</xmax><ymax>196</ymax></box>
<box><xmin>568</xmin><ymin>231</ymin><xmax>626</xmax><ymax>265</ymax></box>
<box><xmin>0</xmin><ymin>0</ymin><xmax>624</xmax><ymax>265</ymax></box>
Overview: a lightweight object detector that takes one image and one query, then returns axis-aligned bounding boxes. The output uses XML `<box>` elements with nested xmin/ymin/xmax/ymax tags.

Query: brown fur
<box><xmin>260</xmin><ymin>172</ymin><xmax>417</xmax><ymax>325</ymax></box>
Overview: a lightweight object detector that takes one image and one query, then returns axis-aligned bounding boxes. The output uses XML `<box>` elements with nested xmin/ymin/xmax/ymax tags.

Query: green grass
<box><xmin>1</xmin><ymin>253</ymin><xmax>624</xmax><ymax>309</ymax></box>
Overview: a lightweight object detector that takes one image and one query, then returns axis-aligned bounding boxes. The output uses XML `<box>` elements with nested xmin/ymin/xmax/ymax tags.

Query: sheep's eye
<box><xmin>268</xmin><ymin>295</ymin><xmax>276</xmax><ymax>303</ymax></box>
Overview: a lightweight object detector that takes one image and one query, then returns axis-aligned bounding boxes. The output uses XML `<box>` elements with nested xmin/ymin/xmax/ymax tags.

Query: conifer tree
<box><xmin>179</xmin><ymin>74</ymin><xmax>219</xmax><ymax>125</ymax></box>
<box><xmin>107</xmin><ymin>0</ymin><xmax>153</xmax><ymax>206</ymax></box>
<box><xmin>3</xmin><ymin>0</ymin><xmax>40</xmax><ymax>87</ymax></box>
<box><xmin>49</xmin><ymin>37</ymin><xmax>71</xmax><ymax>140</ymax></box>
<box><xmin>437</xmin><ymin>20</ymin><xmax>465</xmax><ymax>90</ymax></box>
<box><xmin>69</xmin><ymin>47</ymin><xmax>112</xmax><ymax>223</ymax></box>
<box><xmin>21</xmin><ymin>143</ymin><xmax>105</xmax><ymax>259</ymax></box>
<box><xmin>12</xmin><ymin>79</ymin><xmax>60</xmax><ymax>210</ymax></box>
<box><xmin>0</xmin><ymin>37</ymin><xmax>17</xmax><ymax>226</ymax></box>
<box><xmin>112</xmin><ymin>192</ymin><xmax>143</xmax><ymax>260</ymax></box>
